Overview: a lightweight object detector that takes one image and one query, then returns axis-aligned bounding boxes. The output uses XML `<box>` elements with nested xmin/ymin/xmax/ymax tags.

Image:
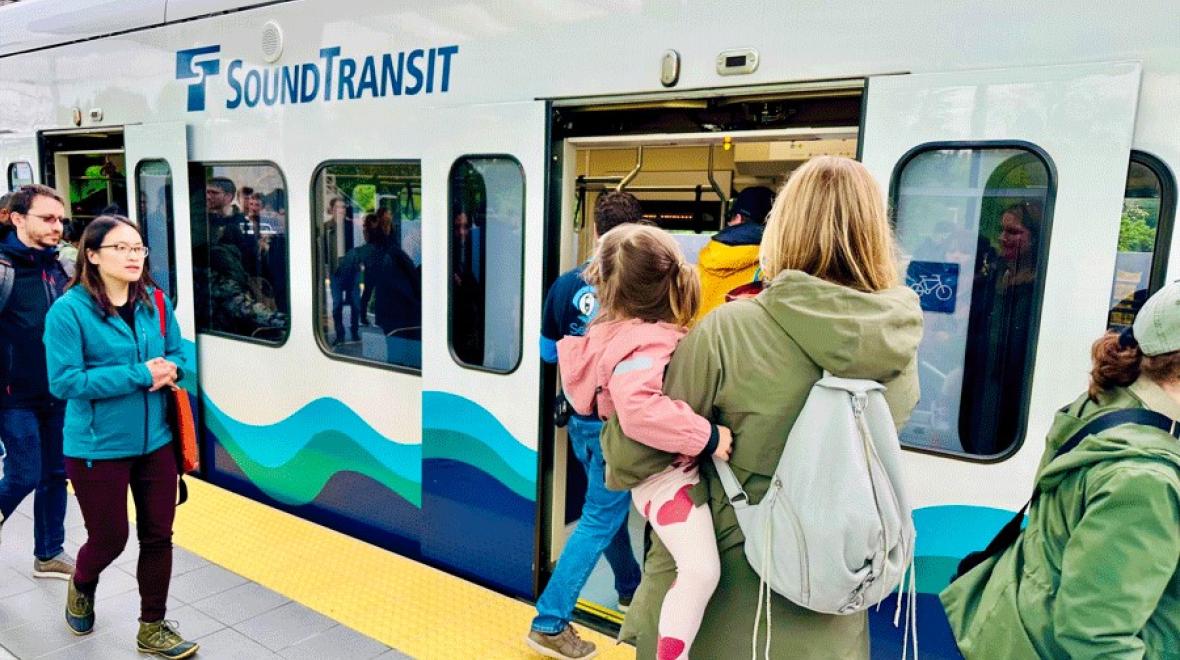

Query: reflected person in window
<box><xmin>960</xmin><ymin>201</ymin><xmax>1042</xmax><ymax>455</ymax></box>
<box><xmin>206</xmin><ymin>178</ymin><xmax>285</xmax><ymax>338</ymax></box>
<box><xmin>451</xmin><ymin>209</ymin><xmax>483</xmax><ymax>364</ymax></box>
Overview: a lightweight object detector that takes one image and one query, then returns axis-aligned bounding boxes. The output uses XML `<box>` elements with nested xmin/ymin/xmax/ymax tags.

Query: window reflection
<box><xmin>1107</xmin><ymin>157</ymin><xmax>1172</xmax><ymax>330</ymax></box>
<box><xmin>189</xmin><ymin>163</ymin><xmax>290</xmax><ymax>343</ymax></box>
<box><xmin>313</xmin><ymin>162</ymin><xmax>422</xmax><ymax>369</ymax></box>
<box><xmin>894</xmin><ymin>148</ymin><xmax>1051</xmax><ymax>457</ymax></box>
<box><xmin>448</xmin><ymin>157</ymin><xmax>524</xmax><ymax>372</ymax></box>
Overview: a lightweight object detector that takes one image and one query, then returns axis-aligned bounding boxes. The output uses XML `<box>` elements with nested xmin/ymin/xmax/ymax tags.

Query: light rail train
<box><xmin>2</xmin><ymin>1</ymin><xmax>1178</xmax><ymax>656</ymax></box>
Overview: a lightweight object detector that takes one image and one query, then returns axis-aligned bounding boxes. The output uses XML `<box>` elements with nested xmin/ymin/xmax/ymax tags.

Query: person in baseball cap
<box><xmin>693</xmin><ymin>185</ymin><xmax>776</xmax><ymax>321</ymax></box>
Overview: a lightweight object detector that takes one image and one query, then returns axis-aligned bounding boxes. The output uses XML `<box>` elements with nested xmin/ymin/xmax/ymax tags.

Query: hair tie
<box><xmin>1118</xmin><ymin>326</ymin><xmax>1138</xmax><ymax>349</ymax></box>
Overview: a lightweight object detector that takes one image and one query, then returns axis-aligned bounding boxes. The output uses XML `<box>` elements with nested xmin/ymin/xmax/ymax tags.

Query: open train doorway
<box><xmin>540</xmin><ymin>82</ymin><xmax>864</xmax><ymax>627</ymax></box>
<box><xmin>39</xmin><ymin>129</ymin><xmax>129</xmax><ymax>227</ymax></box>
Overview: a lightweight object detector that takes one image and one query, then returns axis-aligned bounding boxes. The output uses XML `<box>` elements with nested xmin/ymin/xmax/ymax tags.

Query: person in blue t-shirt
<box><xmin>527</xmin><ymin>191</ymin><xmax>649</xmax><ymax>659</ymax></box>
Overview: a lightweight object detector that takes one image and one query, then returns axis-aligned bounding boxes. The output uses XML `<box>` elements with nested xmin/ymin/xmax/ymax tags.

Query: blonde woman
<box><xmin>607</xmin><ymin>156</ymin><xmax>923</xmax><ymax>658</ymax></box>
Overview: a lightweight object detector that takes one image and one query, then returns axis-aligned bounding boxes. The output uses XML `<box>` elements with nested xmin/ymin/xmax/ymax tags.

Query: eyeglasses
<box><xmin>24</xmin><ymin>213</ymin><xmax>68</xmax><ymax>225</ymax></box>
<box><xmin>98</xmin><ymin>243</ymin><xmax>149</xmax><ymax>257</ymax></box>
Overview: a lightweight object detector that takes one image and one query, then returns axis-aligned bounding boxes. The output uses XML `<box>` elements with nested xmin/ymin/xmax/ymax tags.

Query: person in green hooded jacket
<box><xmin>941</xmin><ymin>281</ymin><xmax>1180</xmax><ymax>660</ymax></box>
<box><xmin>603</xmin><ymin>156</ymin><xmax>923</xmax><ymax>659</ymax></box>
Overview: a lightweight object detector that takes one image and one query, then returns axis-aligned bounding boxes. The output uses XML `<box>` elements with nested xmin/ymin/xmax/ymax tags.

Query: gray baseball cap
<box><xmin>1133</xmin><ymin>280</ymin><xmax>1180</xmax><ymax>356</ymax></box>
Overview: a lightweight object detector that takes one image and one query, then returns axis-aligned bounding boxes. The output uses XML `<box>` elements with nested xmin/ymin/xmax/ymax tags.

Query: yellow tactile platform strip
<box><xmin>170</xmin><ymin>478</ymin><xmax>636</xmax><ymax>659</ymax></box>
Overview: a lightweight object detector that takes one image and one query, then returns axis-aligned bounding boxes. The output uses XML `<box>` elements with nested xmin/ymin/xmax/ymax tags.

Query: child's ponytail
<box><xmin>668</xmin><ymin>260</ymin><xmax>701</xmax><ymax>328</ymax></box>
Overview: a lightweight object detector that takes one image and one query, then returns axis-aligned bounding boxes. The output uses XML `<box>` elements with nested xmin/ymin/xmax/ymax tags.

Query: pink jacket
<box><xmin>557</xmin><ymin>319</ymin><xmax>717</xmax><ymax>458</ymax></box>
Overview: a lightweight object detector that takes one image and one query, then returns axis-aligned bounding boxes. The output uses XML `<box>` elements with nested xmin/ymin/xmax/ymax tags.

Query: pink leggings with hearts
<box><xmin>632</xmin><ymin>460</ymin><xmax>721</xmax><ymax>660</ymax></box>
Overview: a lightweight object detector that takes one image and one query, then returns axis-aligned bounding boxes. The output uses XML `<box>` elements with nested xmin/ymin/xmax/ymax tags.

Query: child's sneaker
<box><xmin>136</xmin><ymin>619</ymin><xmax>199</xmax><ymax>659</ymax></box>
<box><xmin>525</xmin><ymin>624</ymin><xmax>598</xmax><ymax>659</ymax></box>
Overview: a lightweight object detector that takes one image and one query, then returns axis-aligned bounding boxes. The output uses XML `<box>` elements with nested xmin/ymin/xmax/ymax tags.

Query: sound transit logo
<box><xmin>175</xmin><ymin>44</ymin><xmax>459</xmax><ymax>112</ymax></box>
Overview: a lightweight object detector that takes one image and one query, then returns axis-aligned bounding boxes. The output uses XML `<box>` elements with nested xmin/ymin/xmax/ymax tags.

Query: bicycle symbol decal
<box><xmin>905</xmin><ymin>261</ymin><xmax>959</xmax><ymax>314</ymax></box>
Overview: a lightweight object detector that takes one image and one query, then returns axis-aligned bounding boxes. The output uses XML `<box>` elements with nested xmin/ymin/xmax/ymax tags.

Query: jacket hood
<box><xmin>697</xmin><ymin>240</ymin><xmax>760</xmax><ymax>279</ymax></box>
<box><xmin>1</xmin><ymin>231</ymin><xmax>59</xmax><ymax>265</ymax></box>
<box><xmin>712</xmin><ymin>221</ymin><xmax>764</xmax><ymax>247</ymax></box>
<box><xmin>755</xmin><ymin>270</ymin><xmax>923</xmax><ymax>381</ymax></box>
<box><xmin>1037</xmin><ymin>389</ymin><xmax>1180</xmax><ymax>491</ymax></box>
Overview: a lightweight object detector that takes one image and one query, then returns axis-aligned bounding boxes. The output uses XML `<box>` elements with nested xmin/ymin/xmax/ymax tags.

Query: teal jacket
<box><xmin>44</xmin><ymin>286</ymin><xmax>186</xmax><ymax>460</ymax></box>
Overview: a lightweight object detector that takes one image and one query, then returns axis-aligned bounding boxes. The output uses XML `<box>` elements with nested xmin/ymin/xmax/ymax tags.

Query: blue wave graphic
<box><xmin>201</xmin><ymin>394</ymin><xmax>420</xmax><ymax>486</ymax></box>
<box><xmin>422</xmin><ymin>390</ymin><xmax>535</xmax><ymax>486</ymax></box>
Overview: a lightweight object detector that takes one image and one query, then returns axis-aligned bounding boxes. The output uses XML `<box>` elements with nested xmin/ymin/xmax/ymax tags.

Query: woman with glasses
<box><xmin>43</xmin><ymin>215</ymin><xmax>198</xmax><ymax>659</ymax></box>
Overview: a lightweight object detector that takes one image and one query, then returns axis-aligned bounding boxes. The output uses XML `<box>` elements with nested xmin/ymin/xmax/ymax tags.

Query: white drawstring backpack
<box><xmin>712</xmin><ymin>374</ymin><xmax>918</xmax><ymax>660</ymax></box>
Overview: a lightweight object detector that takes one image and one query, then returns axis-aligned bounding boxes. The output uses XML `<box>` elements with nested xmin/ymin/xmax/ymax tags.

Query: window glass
<box><xmin>893</xmin><ymin>147</ymin><xmax>1052</xmax><ymax>457</ymax></box>
<box><xmin>312</xmin><ymin>162</ymin><xmax>422</xmax><ymax>369</ymax></box>
<box><xmin>1106</xmin><ymin>155</ymin><xmax>1174</xmax><ymax>330</ymax></box>
<box><xmin>449</xmin><ymin>157</ymin><xmax>525</xmax><ymax>372</ymax></box>
<box><xmin>135</xmin><ymin>160</ymin><xmax>177</xmax><ymax>298</ymax></box>
<box><xmin>188</xmin><ymin>163</ymin><xmax>289</xmax><ymax>343</ymax></box>
<box><xmin>7</xmin><ymin>161</ymin><xmax>32</xmax><ymax>191</ymax></box>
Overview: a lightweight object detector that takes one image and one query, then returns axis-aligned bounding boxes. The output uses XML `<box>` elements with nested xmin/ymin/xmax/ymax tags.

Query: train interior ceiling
<box><xmin>555</xmin><ymin>87</ymin><xmax>863</xmax><ymax>265</ymax></box>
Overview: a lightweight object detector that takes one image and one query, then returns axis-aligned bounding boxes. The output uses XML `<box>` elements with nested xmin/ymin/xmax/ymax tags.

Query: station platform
<box><xmin>0</xmin><ymin>479</ymin><xmax>634</xmax><ymax>659</ymax></box>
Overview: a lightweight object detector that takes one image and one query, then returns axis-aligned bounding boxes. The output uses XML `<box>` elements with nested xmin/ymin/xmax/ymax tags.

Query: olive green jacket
<box><xmin>609</xmin><ymin>270</ymin><xmax>923</xmax><ymax>659</ymax></box>
<box><xmin>941</xmin><ymin>382</ymin><xmax>1180</xmax><ymax>660</ymax></box>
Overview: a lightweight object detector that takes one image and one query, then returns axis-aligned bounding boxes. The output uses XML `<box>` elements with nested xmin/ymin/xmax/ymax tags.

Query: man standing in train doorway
<box><xmin>527</xmin><ymin>191</ymin><xmax>648</xmax><ymax>660</ymax></box>
<box><xmin>0</xmin><ymin>184</ymin><xmax>74</xmax><ymax>580</ymax></box>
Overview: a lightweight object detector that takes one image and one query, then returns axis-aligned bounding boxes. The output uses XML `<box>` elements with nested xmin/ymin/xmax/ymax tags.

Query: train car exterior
<box><xmin>3</xmin><ymin>1</ymin><xmax>1179</xmax><ymax>656</ymax></box>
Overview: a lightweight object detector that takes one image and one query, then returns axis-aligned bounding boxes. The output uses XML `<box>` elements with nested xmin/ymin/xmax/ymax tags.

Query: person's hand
<box><xmin>713</xmin><ymin>426</ymin><xmax>734</xmax><ymax>461</ymax></box>
<box><xmin>145</xmin><ymin>358</ymin><xmax>178</xmax><ymax>392</ymax></box>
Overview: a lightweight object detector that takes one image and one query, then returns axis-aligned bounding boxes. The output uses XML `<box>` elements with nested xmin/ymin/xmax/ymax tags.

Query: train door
<box><xmin>124</xmin><ymin>122</ymin><xmax>198</xmax><ymax>378</ymax></box>
<box><xmin>858</xmin><ymin>62</ymin><xmax>1142</xmax><ymax>654</ymax></box>
<box><xmin>419</xmin><ymin>101</ymin><xmax>548</xmax><ymax>597</ymax></box>
<box><xmin>0</xmin><ymin>134</ymin><xmax>37</xmax><ymax>190</ymax></box>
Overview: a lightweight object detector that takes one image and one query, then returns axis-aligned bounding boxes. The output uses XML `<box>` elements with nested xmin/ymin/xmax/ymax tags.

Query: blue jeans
<box><xmin>0</xmin><ymin>405</ymin><xmax>67</xmax><ymax>560</ymax></box>
<box><xmin>532</xmin><ymin>416</ymin><xmax>642</xmax><ymax>634</ymax></box>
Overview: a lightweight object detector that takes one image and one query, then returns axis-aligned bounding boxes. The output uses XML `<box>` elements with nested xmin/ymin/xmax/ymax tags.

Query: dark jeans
<box><xmin>0</xmin><ymin>405</ymin><xmax>67</xmax><ymax>560</ymax></box>
<box><xmin>331</xmin><ymin>277</ymin><xmax>361</xmax><ymax>342</ymax></box>
<box><xmin>65</xmin><ymin>444</ymin><xmax>178</xmax><ymax>622</ymax></box>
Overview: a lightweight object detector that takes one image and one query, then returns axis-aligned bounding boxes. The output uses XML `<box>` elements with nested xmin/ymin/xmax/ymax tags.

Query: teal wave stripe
<box><xmin>913</xmin><ymin>505</ymin><xmax>1016</xmax><ymax>559</ymax></box>
<box><xmin>422</xmin><ymin>391</ymin><xmax>536</xmax><ymax>490</ymax></box>
<box><xmin>202</xmin><ymin>394</ymin><xmax>422</xmax><ymax>507</ymax></box>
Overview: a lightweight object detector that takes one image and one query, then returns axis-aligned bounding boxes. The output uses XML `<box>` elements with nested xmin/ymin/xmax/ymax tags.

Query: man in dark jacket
<box><xmin>0</xmin><ymin>184</ymin><xmax>74</xmax><ymax>579</ymax></box>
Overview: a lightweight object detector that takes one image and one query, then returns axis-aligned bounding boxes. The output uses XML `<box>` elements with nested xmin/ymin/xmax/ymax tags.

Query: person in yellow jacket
<box><xmin>694</xmin><ymin>186</ymin><xmax>775</xmax><ymax>322</ymax></box>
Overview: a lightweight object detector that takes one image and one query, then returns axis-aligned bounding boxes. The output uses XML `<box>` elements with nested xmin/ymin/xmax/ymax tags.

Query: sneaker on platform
<box><xmin>525</xmin><ymin>624</ymin><xmax>598</xmax><ymax>659</ymax></box>
<box><xmin>34</xmin><ymin>552</ymin><xmax>76</xmax><ymax>580</ymax></box>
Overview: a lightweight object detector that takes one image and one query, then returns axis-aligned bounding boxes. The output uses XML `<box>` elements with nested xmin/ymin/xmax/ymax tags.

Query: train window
<box><xmin>135</xmin><ymin>160</ymin><xmax>177</xmax><ymax>298</ymax></box>
<box><xmin>892</xmin><ymin>145</ymin><xmax>1053</xmax><ymax>458</ymax></box>
<box><xmin>7</xmin><ymin>161</ymin><xmax>33</xmax><ymax>191</ymax></box>
<box><xmin>1106</xmin><ymin>152</ymin><xmax>1176</xmax><ymax>330</ymax></box>
<box><xmin>448</xmin><ymin>156</ymin><xmax>525</xmax><ymax>373</ymax></box>
<box><xmin>311</xmin><ymin>162</ymin><xmax>422</xmax><ymax>370</ymax></box>
<box><xmin>188</xmin><ymin>162</ymin><xmax>290</xmax><ymax>344</ymax></box>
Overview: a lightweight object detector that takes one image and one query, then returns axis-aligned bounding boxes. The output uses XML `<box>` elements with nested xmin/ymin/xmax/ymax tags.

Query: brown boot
<box><xmin>525</xmin><ymin>624</ymin><xmax>598</xmax><ymax>659</ymax></box>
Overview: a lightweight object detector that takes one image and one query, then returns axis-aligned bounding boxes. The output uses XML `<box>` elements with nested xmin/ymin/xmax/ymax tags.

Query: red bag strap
<box><xmin>152</xmin><ymin>288</ymin><xmax>167</xmax><ymax>338</ymax></box>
